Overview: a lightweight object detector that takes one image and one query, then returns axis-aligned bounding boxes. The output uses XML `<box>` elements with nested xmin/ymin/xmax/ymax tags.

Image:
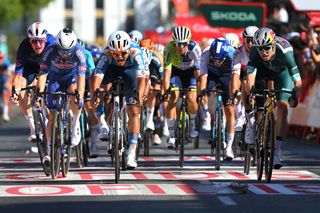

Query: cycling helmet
<box><xmin>107</xmin><ymin>30</ymin><xmax>131</xmax><ymax>53</ymax></box>
<box><xmin>243</xmin><ymin>26</ymin><xmax>259</xmax><ymax>38</ymax></box>
<box><xmin>27</xmin><ymin>22</ymin><xmax>47</xmax><ymax>39</ymax></box>
<box><xmin>253</xmin><ymin>28</ymin><xmax>276</xmax><ymax>47</ymax></box>
<box><xmin>209</xmin><ymin>38</ymin><xmax>229</xmax><ymax>61</ymax></box>
<box><xmin>224</xmin><ymin>33</ymin><xmax>240</xmax><ymax>48</ymax></box>
<box><xmin>140</xmin><ymin>39</ymin><xmax>155</xmax><ymax>50</ymax></box>
<box><xmin>56</xmin><ymin>28</ymin><xmax>77</xmax><ymax>50</ymax></box>
<box><xmin>89</xmin><ymin>45</ymin><xmax>100</xmax><ymax>57</ymax></box>
<box><xmin>172</xmin><ymin>26</ymin><xmax>191</xmax><ymax>43</ymax></box>
<box><xmin>129</xmin><ymin>30</ymin><xmax>143</xmax><ymax>44</ymax></box>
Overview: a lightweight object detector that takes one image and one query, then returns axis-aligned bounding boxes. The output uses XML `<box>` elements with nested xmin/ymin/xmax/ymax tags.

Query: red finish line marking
<box><xmin>145</xmin><ymin>184</ymin><xmax>166</xmax><ymax>194</ymax></box>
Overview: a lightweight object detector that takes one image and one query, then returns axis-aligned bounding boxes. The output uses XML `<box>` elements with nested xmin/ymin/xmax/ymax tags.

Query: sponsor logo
<box><xmin>211</xmin><ymin>11</ymin><xmax>257</xmax><ymax>22</ymax></box>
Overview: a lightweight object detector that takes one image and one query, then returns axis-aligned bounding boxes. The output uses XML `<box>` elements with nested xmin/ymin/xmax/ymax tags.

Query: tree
<box><xmin>0</xmin><ymin>0</ymin><xmax>53</xmax><ymax>27</ymax></box>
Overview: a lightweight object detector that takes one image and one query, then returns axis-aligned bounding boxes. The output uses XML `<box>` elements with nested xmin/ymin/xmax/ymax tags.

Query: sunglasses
<box><xmin>257</xmin><ymin>45</ymin><xmax>273</xmax><ymax>52</ymax></box>
<box><xmin>111</xmin><ymin>50</ymin><xmax>130</xmax><ymax>57</ymax></box>
<box><xmin>174</xmin><ymin>42</ymin><xmax>189</xmax><ymax>47</ymax></box>
<box><xmin>245</xmin><ymin>37</ymin><xmax>253</xmax><ymax>43</ymax></box>
<box><xmin>30</xmin><ymin>39</ymin><xmax>46</xmax><ymax>45</ymax></box>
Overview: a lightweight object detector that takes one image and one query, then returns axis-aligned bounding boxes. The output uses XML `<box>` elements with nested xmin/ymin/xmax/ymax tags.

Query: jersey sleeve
<box><xmin>246</xmin><ymin>48</ymin><xmax>258</xmax><ymax>75</ymax></box>
<box><xmin>85</xmin><ymin>49</ymin><xmax>95</xmax><ymax>75</ymax></box>
<box><xmin>39</xmin><ymin>46</ymin><xmax>53</xmax><ymax>75</ymax></box>
<box><xmin>132</xmin><ymin>48</ymin><xmax>146</xmax><ymax>77</ymax></box>
<box><xmin>200</xmin><ymin>47</ymin><xmax>210</xmax><ymax>75</ymax></box>
<box><xmin>93</xmin><ymin>53</ymin><xmax>109</xmax><ymax>78</ymax></box>
<box><xmin>232</xmin><ymin>49</ymin><xmax>242</xmax><ymax>75</ymax></box>
<box><xmin>151</xmin><ymin>51</ymin><xmax>164</xmax><ymax>78</ymax></box>
<box><xmin>163</xmin><ymin>43</ymin><xmax>173</xmax><ymax>71</ymax></box>
<box><xmin>191</xmin><ymin>44</ymin><xmax>202</xmax><ymax>70</ymax></box>
<box><xmin>14</xmin><ymin>40</ymin><xmax>27</xmax><ymax>75</ymax></box>
<box><xmin>284</xmin><ymin>49</ymin><xmax>301</xmax><ymax>82</ymax></box>
<box><xmin>75</xmin><ymin>47</ymin><xmax>87</xmax><ymax>76</ymax></box>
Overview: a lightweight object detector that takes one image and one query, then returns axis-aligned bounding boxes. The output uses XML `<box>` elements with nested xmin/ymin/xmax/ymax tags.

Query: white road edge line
<box><xmin>217</xmin><ymin>196</ymin><xmax>238</xmax><ymax>206</ymax></box>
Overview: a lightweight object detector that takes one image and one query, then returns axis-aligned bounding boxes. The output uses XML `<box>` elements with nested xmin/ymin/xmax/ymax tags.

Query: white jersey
<box><xmin>232</xmin><ymin>45</ymin><xmax>249</xmax><ymax>75</ymax></box>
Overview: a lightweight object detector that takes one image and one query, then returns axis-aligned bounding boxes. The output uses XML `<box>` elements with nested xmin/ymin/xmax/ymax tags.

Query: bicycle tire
<box><xmin>179</xmin><ymin>109</ymin><xmax>186</xmax><ymax>168</ymax></box>
<box><xmin>144</xmin><ymin>130</ymin><xmax>151</xmax><ymax>156</ymax></box>
<box><xmin>215</xmin><ymin>108</ymin><xmax>223</xmax><ymax>171</ymax></box>
<box><xmin>76</xmin><ymin>139</ymin><xmax>84</xmax><ymax>168</ymax></box>
<box><xmin>34</xmin><ymin>111</ymin><xmax>50</xmax><ymax>176</ymax></box>
<box><xmin>61</xmin><ymin>112</ymin><xmax>72</xmax><ymax>177</ymax></box>
<box><xmin>244</xmin><ymin>143</ymin><xmax>251</xmax><ymax>175</ymax></box>
<box><xmin>114</xmin><ymin>111</ymin><xmax>120</xmax><ymax>183</ymax></box>
<box><xmin>51</xmin><ymin>111</ymin><xmax>61</xmax><ymax>179</ymax></box>
<box><xmin>264</xmin><ymin>112</ymin><xmax>276</xmax><ymax>183</ymax></box>
<box><xmin>256</xmin><ymin>118</ymin><xmax>265</xmax><ymax>181</ymax></box>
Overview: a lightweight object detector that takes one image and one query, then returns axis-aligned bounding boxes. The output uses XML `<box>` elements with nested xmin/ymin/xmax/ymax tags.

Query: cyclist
<box><xmin>91</xmin><ymin>30</ymin><xmax>146</xmax><ymax>169</ymax></box>
<box><xmin>245</xmin><ymin>28</ymin><xmax>302</xmax><ymax>169</ymax></box>
<box><xmin>11</xmin><ymin>22</ymin><xmax>55</xmax><ymax>142</ymax></box>
<box><xmin>140</xmin><ymin>38</ymin><xmax>164</xmax><ymax>145</ymax></box>
<box><xmin>198</xmin><ymin>38</ymin><xmax>235</xmax><ymax>160</ymax></box>
<box><xmin>0</xmin><ymin>51</ymin><xmax>10</xmax><ymax>121</ymax></box>
<box><xmin>231</xmin><ymin>26</ymin><xmax>259</xmax><ymax>134</ymax></box>
<box><xmin>162</xmin><ymin>26</ymin><xmax>202</xmax><ymax>148</ymax></box>
<box><xmin>89</xmin><ymin>45</ymin><xmax>101</xmax><ymax>65</ymax></box>
<box><xmin>37</xmin><ymin>28</ymin><xmax>87</xmax><ymax>163</ymax></box>
<box><xmin>78</xmin><ymin>39</ymin><xmax>100</xmax><ymax>157</ymax></box>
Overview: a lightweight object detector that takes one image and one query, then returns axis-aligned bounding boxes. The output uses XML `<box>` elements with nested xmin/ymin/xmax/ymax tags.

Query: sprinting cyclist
<box><xmin>162</xmin><ymin>26</ymin><xmax>202</xmax><ymax>148</ymax></box>
<box><xmin>77</xmin><ymin>39</ymin><xmax>100</xmax><ymax>157</ymax></box>
<box><xmin>37</xmin><ymin>28</ymin><xmax>87</xmax><ymax>163</ymax></box>
<box><xmin>198</xmin><ymin>38</ymin><xmax>235</xmax><ymax>160</ymax></box>
<box><xmin>91</xmin><ymin>30</ymin><xmax>146</xmax><ymax>169</ymax></box>
<box><xmin>140</xmin><ymin>38</ymin><xmax>164</xmax><ymax>145</ymax></box>
<box><xmin>0</xmin><ymin>51</ymin><xmax>10</xmax><ymax>122</ymax></box>
<box><xmin>231</xmin><ymin>26</ymin><xmax>259</xmax><ymax>136</ymax></box>
<box><xmin>246</xmin><ymin>28</ymin><xmax>302</xmax><ymax>169</ymax></box>
<box><xmin>11</xmin><ymin>22</ymin><xmax>55</xmax><ymax>141</ymax></box>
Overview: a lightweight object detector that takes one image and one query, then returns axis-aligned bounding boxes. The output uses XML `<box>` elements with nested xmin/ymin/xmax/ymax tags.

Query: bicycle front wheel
<box><xmin>51</xmin><ymin>111</ymin><xmax>62</xmax><ymax>179</ymax></box>
<box><xmin>114</xmin><ymin>112</ymin><xmax>121</xmax><ymax>183</ymax></box>
<box><xmin>215</xmin><ymin>108</ymin><xmax>223</xmax><ymax>171</ymax></box>
<box><xmin>61</xmin><ymin>112</ymin><xmax>72</xmax><ymax>177</ymax></box>
<box><xmin>179</xmin><ymin>110</ymin><xmax>187</xmax><ymax>168</ymax></box>
<box><xmin>256</xmin><ymin>117</ymin><xmax>265</xmax><ymax>181</ymax></box>
<box><xmin>264</xmin><ymin>112</ymin><xmax>276</xmax><ymax>183</ymax></box>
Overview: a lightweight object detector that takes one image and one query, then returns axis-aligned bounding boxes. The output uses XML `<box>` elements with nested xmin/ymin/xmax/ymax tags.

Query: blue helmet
<box><xmin>209</xmin><ymin>38</ymin><xmax>229</xmax><ymax>61</ymax></box>
<box><xmin>129</xmin><ymin>30</ymin><xmax>143</xmax><ymax>44</ymax></box>
<box><xmin>89</xmin><ymin>45</ymin><xmax>100</xmax><ymax>57</ymax></box>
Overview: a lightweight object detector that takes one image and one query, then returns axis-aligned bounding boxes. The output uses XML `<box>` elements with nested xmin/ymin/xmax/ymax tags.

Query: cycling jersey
<box><xmin>0</xmin><ymin>63</ymin><xmax>9</xmax><ymax>93</ymax></box>
<box><xmin>148</xmin><ymin>50</ymin><xmax>163</xmax><ymax>84</ymax></box>
<box><xmin>164</xmin><ymin>40</ymin><xmax>201</xmax><ymax>71</ymax></box>
<box><xmin>232</xmin><ymin>45</ymin><xmax>249</xmax><ymax>75</ymax></box>
<box><xmin>200</xmin><ymin>45</ymin><xmax>233</xmax><ymax>106</ymax></box>
<box><xmin>39</xmin><ymin>43</ymin><xmax>87</xmax><ymax>110</ymax></box>
<box><xmin>15</xmin><ymin>34</ymin><xmax>56</xmax><ymax>83</ymax></box>
<box><xmin>93</xmin><ymin>44</ymin><xmax>145</xmax><ymax>104</ymax></box>
<box><xmin>85</xmin><ymin>49</ymin><xmax>95</xmax><ymax>78</ymax></box>
<box><xmin>246</xmin><ymin>36</ymin><xmax>301</xmax><ymax>103</ymax></box>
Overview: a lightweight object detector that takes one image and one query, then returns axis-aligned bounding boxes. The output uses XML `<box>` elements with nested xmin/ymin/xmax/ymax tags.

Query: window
<box><xmin>96</xmin><ymin>0</ymin><xmax>104</xmax><ymax>9</ymax></box>
<box><xmin>96</xmin><ymin>18</ymin><xmax>104</xmax><ymax>37</ymax></box>
<box><xmin>65</xmin><ymin>18</ymin><xmax>73</xmax><ymax>30</ymax></box>
<box><xmin>65</xmin><ymin>0</ymin><xmax>73</xmax><ymax>9</ymax></box>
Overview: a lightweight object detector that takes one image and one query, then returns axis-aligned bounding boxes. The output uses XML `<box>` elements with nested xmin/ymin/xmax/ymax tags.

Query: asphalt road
<box><xmin>0</xmin><ymin>105</ymin><xmax>320</xmax><ymax>213</ymax></box>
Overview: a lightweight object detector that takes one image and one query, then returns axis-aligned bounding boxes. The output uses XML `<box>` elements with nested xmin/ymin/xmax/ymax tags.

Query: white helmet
<box><xmin>56</xmin><ymin>28</ymin><xmax>77</xmax><ymax>50</ymax></box>
<box><xmin>243</xmin><ymin>26</ymin><xmax>259</xmax><ymax>38</ymax></box>
<box><xmin>172</xmin><ymin>26</ymin><xmax>191</xmax><ymax>43</ymax></box>
<box><xmin>107</xmin><ymin>30</ymin><xmax>131</xmax><ymax>52</ymax></box>
<box><xmin>129</xmin><ymin>30</ymin><xmax>143</xmax><ymax>44</ymax></box>
<box><xmin>224</xmin><ymin>33</ymin><xmax>240</xmax><ymax>48</ymax></box>
<box><xmin>27</xmin><ymin>22</ymin><xmax>47</xmax><ymax>39</ymax></box>
<box><xmin>253</xmin><ymin>28</ymin><xmax>276</xmax><ymax>47</ymax></box>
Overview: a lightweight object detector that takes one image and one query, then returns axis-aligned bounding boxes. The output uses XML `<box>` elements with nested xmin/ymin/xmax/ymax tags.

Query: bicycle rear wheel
<box><xmin>264</xmin><ymin>112</ymin><xmax>276</xmax><ymax>183</ymax></box>
<box><xmin>215</xmin><ymin>108</ymin><xmax>223</xmax><ymax>171</ymax></box>
<box><xmin>51</xmin><ymin>111</ymin><xmax>62</xmax><ymax>179</ymax></box>
<box><xmin>244</xmin><ymin>143</ymin><xmax>251</xmax><ymax>175</ymax></box>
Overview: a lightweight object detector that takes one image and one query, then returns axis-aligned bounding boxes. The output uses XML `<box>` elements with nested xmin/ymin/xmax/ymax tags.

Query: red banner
<box><xmin>172</xmin><ymin>0</ymin><xmax>190</xmax><ymax>18</ymax></box>
<box><xmin>307</xmin><ymin>12</ymin><xmax>320</xmax><ymax>26</ymax></box>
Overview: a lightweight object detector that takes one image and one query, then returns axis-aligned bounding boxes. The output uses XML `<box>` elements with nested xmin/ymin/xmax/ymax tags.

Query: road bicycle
<box><xmin>198</xmin><ymin>85</ymin><xmax>225</xmax><ymax>171</ymax></box>
<box><xmin>250</xmin><ymin>86</ymin><xmax>295</xmax><ymax>182</ymax></box>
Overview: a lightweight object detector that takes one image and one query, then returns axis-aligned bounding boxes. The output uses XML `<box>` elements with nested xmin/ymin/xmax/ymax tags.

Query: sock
<box><xmin>190</xmin><ymin>113</ymin><xmax>197</xmax><ymax>129</ymax></box>
<box><xmin>245</xmin><ymin>111</ymin><xmax>255</xmax><ymax>127</ymax></box>
<box><xmin>3</xmin><ymin>105</ymin><xmax>9</xmax><ymax>118</ymax></box>
<box><xmin>167</xmin><ymin>118</ymin><xmax>175</xmax><ymax>138</ymax></box>
<box><xmin>146</xmin><ymin>107</ymin><xmax>155</xmax><ymax>124</ymax></box>
<box><xmin>25</xmin><ymin>114</ymin><xmax>35</xmax><ymax>135</ymax></box>
<box><xmin>72</xmin><ymin>113</ymin><xmax>80</xmax><ymax>131</ymax></box>
<box><xmin>90</xmin><ymin>125</ymin><xmax>99</xmax><ymax>145</ymax></box>
<box><xmin>226</xmin><ymin>133</ymin><xmax>235</xmax><ymax>150</ymax></box>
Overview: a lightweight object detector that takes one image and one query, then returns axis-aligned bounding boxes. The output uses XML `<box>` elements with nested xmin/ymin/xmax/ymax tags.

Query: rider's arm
<box><xmin>284</xmin><ymin>48</ymin><xmax>302</xmax><ymax>88</ymax></box>
<box><xmin>133</xmin><ymin>48</ymin><xmax>147</xmax><ymax>103</ymax></box>
<box><xmin>37</xmin><ymin>47</ymin><xmax>53</xmax><ymax>93</ymax></box>
<box><xmin>162</xmin><ymin>44</ymin><xmax>173</xmax><ymax>93</ymax></box>
<box><xmin>91</xmin><ymin>53</ymin><xmax>108</xmax><ymax>94</ymax></box>
<box><xmin>76</xmin><ymin>47</ymin><xmax>87</xmax><ymax>99</ymax></box>
<box><xmin>231</xmin><ymin>49</ymin><xmax>242</xmax><ymax>94</ymax></box>
<box><xmin>198</xmin><ymin>47</ymin><xmax>210</xmax><ymax>92</ymax></box>
<box><xmin>12</xmin><ymin>41</ymin><xmax>26</xmax><ymax>92</ymax></box>
<box><xmin>192</xmin><ymin>43</ymin><xmax>202</xmax><ymax>79</ymax></box>
<box><xmin>245</xmin><ymin>49</ymin><xmax>258</xmax><ymax>94</ymax></box>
